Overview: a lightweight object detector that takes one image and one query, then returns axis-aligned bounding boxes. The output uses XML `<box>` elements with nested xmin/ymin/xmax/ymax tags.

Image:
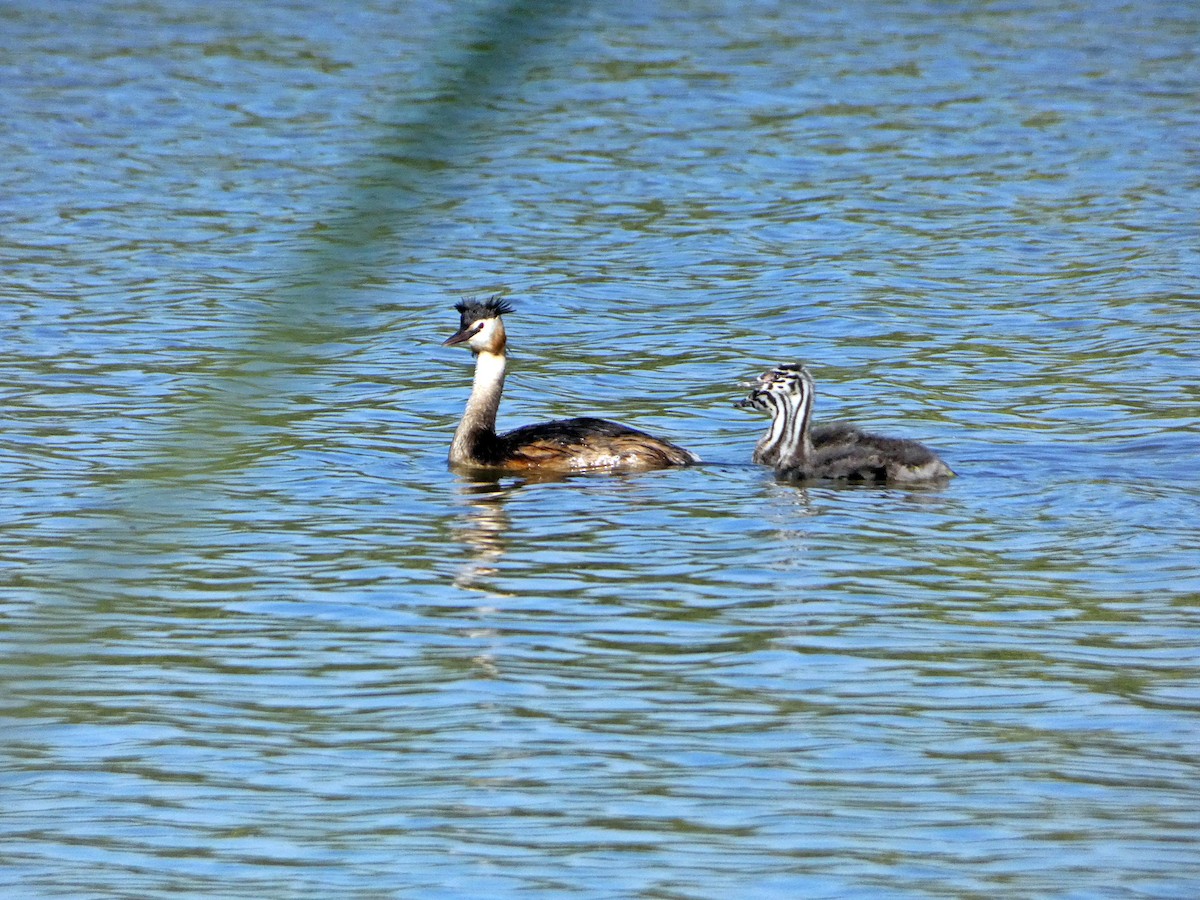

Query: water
<box><xmin>3</xmin><ymin>1</ymin><xmax>1199</xmax><ymax>896</ymax></box>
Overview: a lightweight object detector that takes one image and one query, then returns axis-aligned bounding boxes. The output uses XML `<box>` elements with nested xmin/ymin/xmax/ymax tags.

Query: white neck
<box><xmin>449</xmin><ymin>349</ymin><xmax>507</xmax><ymax>465</ymax></box>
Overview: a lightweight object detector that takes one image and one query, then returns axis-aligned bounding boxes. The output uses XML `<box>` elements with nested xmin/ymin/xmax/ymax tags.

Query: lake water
<box><xmin>3</xmin><ymin>1</ymin><xmax>1199</xmax><ymax>896</ymax></box>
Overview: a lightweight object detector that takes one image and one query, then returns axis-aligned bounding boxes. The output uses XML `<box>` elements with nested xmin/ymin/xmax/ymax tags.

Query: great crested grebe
<box><xmin>443</xmin><ymin>296</ymin><xmax>699</xmax><ymax>473</ymax></box>
<box><xmin>738</xmin><ymin>363</ymin><xmax>954</xmax><ymax>484</ymax></box>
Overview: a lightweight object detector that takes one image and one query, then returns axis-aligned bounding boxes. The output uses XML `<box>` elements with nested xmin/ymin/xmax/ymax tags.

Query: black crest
<box><xmin>454</xmin><ymin>294</ymin><xmax>514</xmax><ymax>327</ymax></box>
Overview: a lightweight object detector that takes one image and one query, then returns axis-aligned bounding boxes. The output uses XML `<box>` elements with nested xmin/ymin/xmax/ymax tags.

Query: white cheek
<box><xmin>467</xmin><ymin>322</ymin><xmax>492</xmax><ymax>348</ymax></box>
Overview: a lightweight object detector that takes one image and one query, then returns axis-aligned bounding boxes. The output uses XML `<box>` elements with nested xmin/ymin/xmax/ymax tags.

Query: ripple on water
<box><xmin>3</xmin><ymin>0</ymin><xmax>1200</xmax><ymax>897</ymax></box>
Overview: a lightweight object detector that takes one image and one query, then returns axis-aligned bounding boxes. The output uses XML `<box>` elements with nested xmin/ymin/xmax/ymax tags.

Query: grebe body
<box><xmin>444</xmin><ymin>297</ymin><xmax>698</xmax><ymax>473</ymax></box>
<box><xmin>739</xmin><ymin>363</ymin><xmax>954</xmax><ymax>484</ymax></box>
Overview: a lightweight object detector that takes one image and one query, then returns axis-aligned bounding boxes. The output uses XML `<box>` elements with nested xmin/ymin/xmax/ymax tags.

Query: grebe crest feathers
<box><xmin>454</xmin><ymin>294</ymin><xmax>514</xmax><ymax>324</ymax></box>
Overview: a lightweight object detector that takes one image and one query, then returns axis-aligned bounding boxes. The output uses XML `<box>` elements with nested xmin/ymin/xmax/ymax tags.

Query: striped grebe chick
<box><xmin>444</xmin><ymin>296</ymin><xmax>698</xmax><ymax>473</ymax></box>
<box><xmin>738</xmin><ymin>363</ymin><xmax>954</xmax><ymax>484</ymax></box>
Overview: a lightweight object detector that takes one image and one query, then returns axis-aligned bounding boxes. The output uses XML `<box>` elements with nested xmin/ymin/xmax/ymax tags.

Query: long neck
<box><xmin>449</xmin><ymin>349</ymin><xmax>506</xmax><ymax>465</ymax></box>
<box><xmin>774</xmin><ymin>382</ymin><xmax>815</xmax><ymax>467</ymax></box>
<box><xmin>753</xmin><ymin>397</ymin><xmax>790</xmax><ymax>464</ymax></box>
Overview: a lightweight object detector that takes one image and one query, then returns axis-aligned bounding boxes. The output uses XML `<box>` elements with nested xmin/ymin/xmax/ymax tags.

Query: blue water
<box><xmin>2</xmin><ymin>1</ymin><xmax>1199</xmax><ymax>896</ymax></box>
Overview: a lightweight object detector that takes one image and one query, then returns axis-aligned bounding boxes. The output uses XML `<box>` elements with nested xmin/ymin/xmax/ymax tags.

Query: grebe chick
<box><xmin>443</xmin><ymin>296</ymin><xmax>698</xmax><ymax>473</ymax></box>
<box><xmin>738</xmin><ymin>363</ymin><xmax>954</xmax><ymax>484</ymax></box>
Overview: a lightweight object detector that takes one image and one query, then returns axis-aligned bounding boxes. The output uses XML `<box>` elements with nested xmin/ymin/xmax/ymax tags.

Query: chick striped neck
<box><xmin>753</xmin><ymin>392</ymin><xmax>788</xmax><ymax>464</ymax></box>
<box><xmin>767</xmin><ymin>375</ymin><xmax>815</xmax><ymax>468</ymax></box>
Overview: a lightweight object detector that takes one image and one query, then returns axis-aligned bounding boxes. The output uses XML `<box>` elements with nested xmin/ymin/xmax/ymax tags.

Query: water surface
<box><xmin>2</xmin><ymin>1</ymin><xmax>1199</xmax><ymax>896</ymax></box>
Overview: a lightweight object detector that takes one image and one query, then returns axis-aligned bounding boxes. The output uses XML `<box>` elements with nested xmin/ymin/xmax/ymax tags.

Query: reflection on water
<box><xmin>451</xmin><ymin>475</ymin><xmax>514</xmax><ymax>593</ymax></box>
<box><xmin>4</xmin><ymin>0</ymin><xmax>1200</xmax><ymax>896</ymax></box>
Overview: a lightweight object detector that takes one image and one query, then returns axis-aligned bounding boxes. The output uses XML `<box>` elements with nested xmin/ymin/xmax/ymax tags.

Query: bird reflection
<box><xmin>450</xmin><ymin>473</ymin><xmax>518</xmax><ymax>594</ymax></box>
<box><xmin>449</xmin><ymin>467</ymin><xmax>631</xmax><ymax>593</ymax></box>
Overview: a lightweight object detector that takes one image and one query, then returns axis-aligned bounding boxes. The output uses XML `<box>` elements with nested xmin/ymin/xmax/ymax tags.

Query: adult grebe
<box><xmin>443</xmin><ymin>296</ymin><xmax>698</xmax><ymax>473</ymax></box>
<box><xmin>738</xmin><ymin>363</ymin><xmax>954</xmax><ymax>484</ymax></box>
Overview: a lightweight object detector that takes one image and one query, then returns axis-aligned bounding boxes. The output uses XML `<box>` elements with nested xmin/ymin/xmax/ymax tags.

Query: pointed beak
<box><xmin>735</xmin><ymin>377</ymin><xmax>766</xmax><ymax>409</ymax></box>
<box><xmin>443</xmin><ymin>327</ymin><xmax>473</xmax><ymax>347</ymax></box>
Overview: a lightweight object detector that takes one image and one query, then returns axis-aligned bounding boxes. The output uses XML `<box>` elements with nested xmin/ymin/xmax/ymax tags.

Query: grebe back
<box><xmin>444</xmin><ymin>296</ymin><xmax>698</xmax><ymax>473</ymax></box>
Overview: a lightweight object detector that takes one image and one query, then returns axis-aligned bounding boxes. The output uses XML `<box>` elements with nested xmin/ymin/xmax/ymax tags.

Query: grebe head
<box><xmin>736</xmin><ymin>362</ymin><xmax>811</xmax><ymax>412</ymax></box>
<box><xmin>443</xmin><ymin>295</ymin><xmax>513</xmax><ymax>354</ymax></box>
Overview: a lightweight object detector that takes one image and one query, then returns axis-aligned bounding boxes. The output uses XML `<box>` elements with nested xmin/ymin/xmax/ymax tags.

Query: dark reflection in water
<box><xmin>4</xmin><ymin>0</ymin><xmax>1200</xmax><ymax>897</ymax></box>
<box><xmin>451</xmin><ymin>474</ymin><xmax>515</xmax><ymax>593</ymax></box>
